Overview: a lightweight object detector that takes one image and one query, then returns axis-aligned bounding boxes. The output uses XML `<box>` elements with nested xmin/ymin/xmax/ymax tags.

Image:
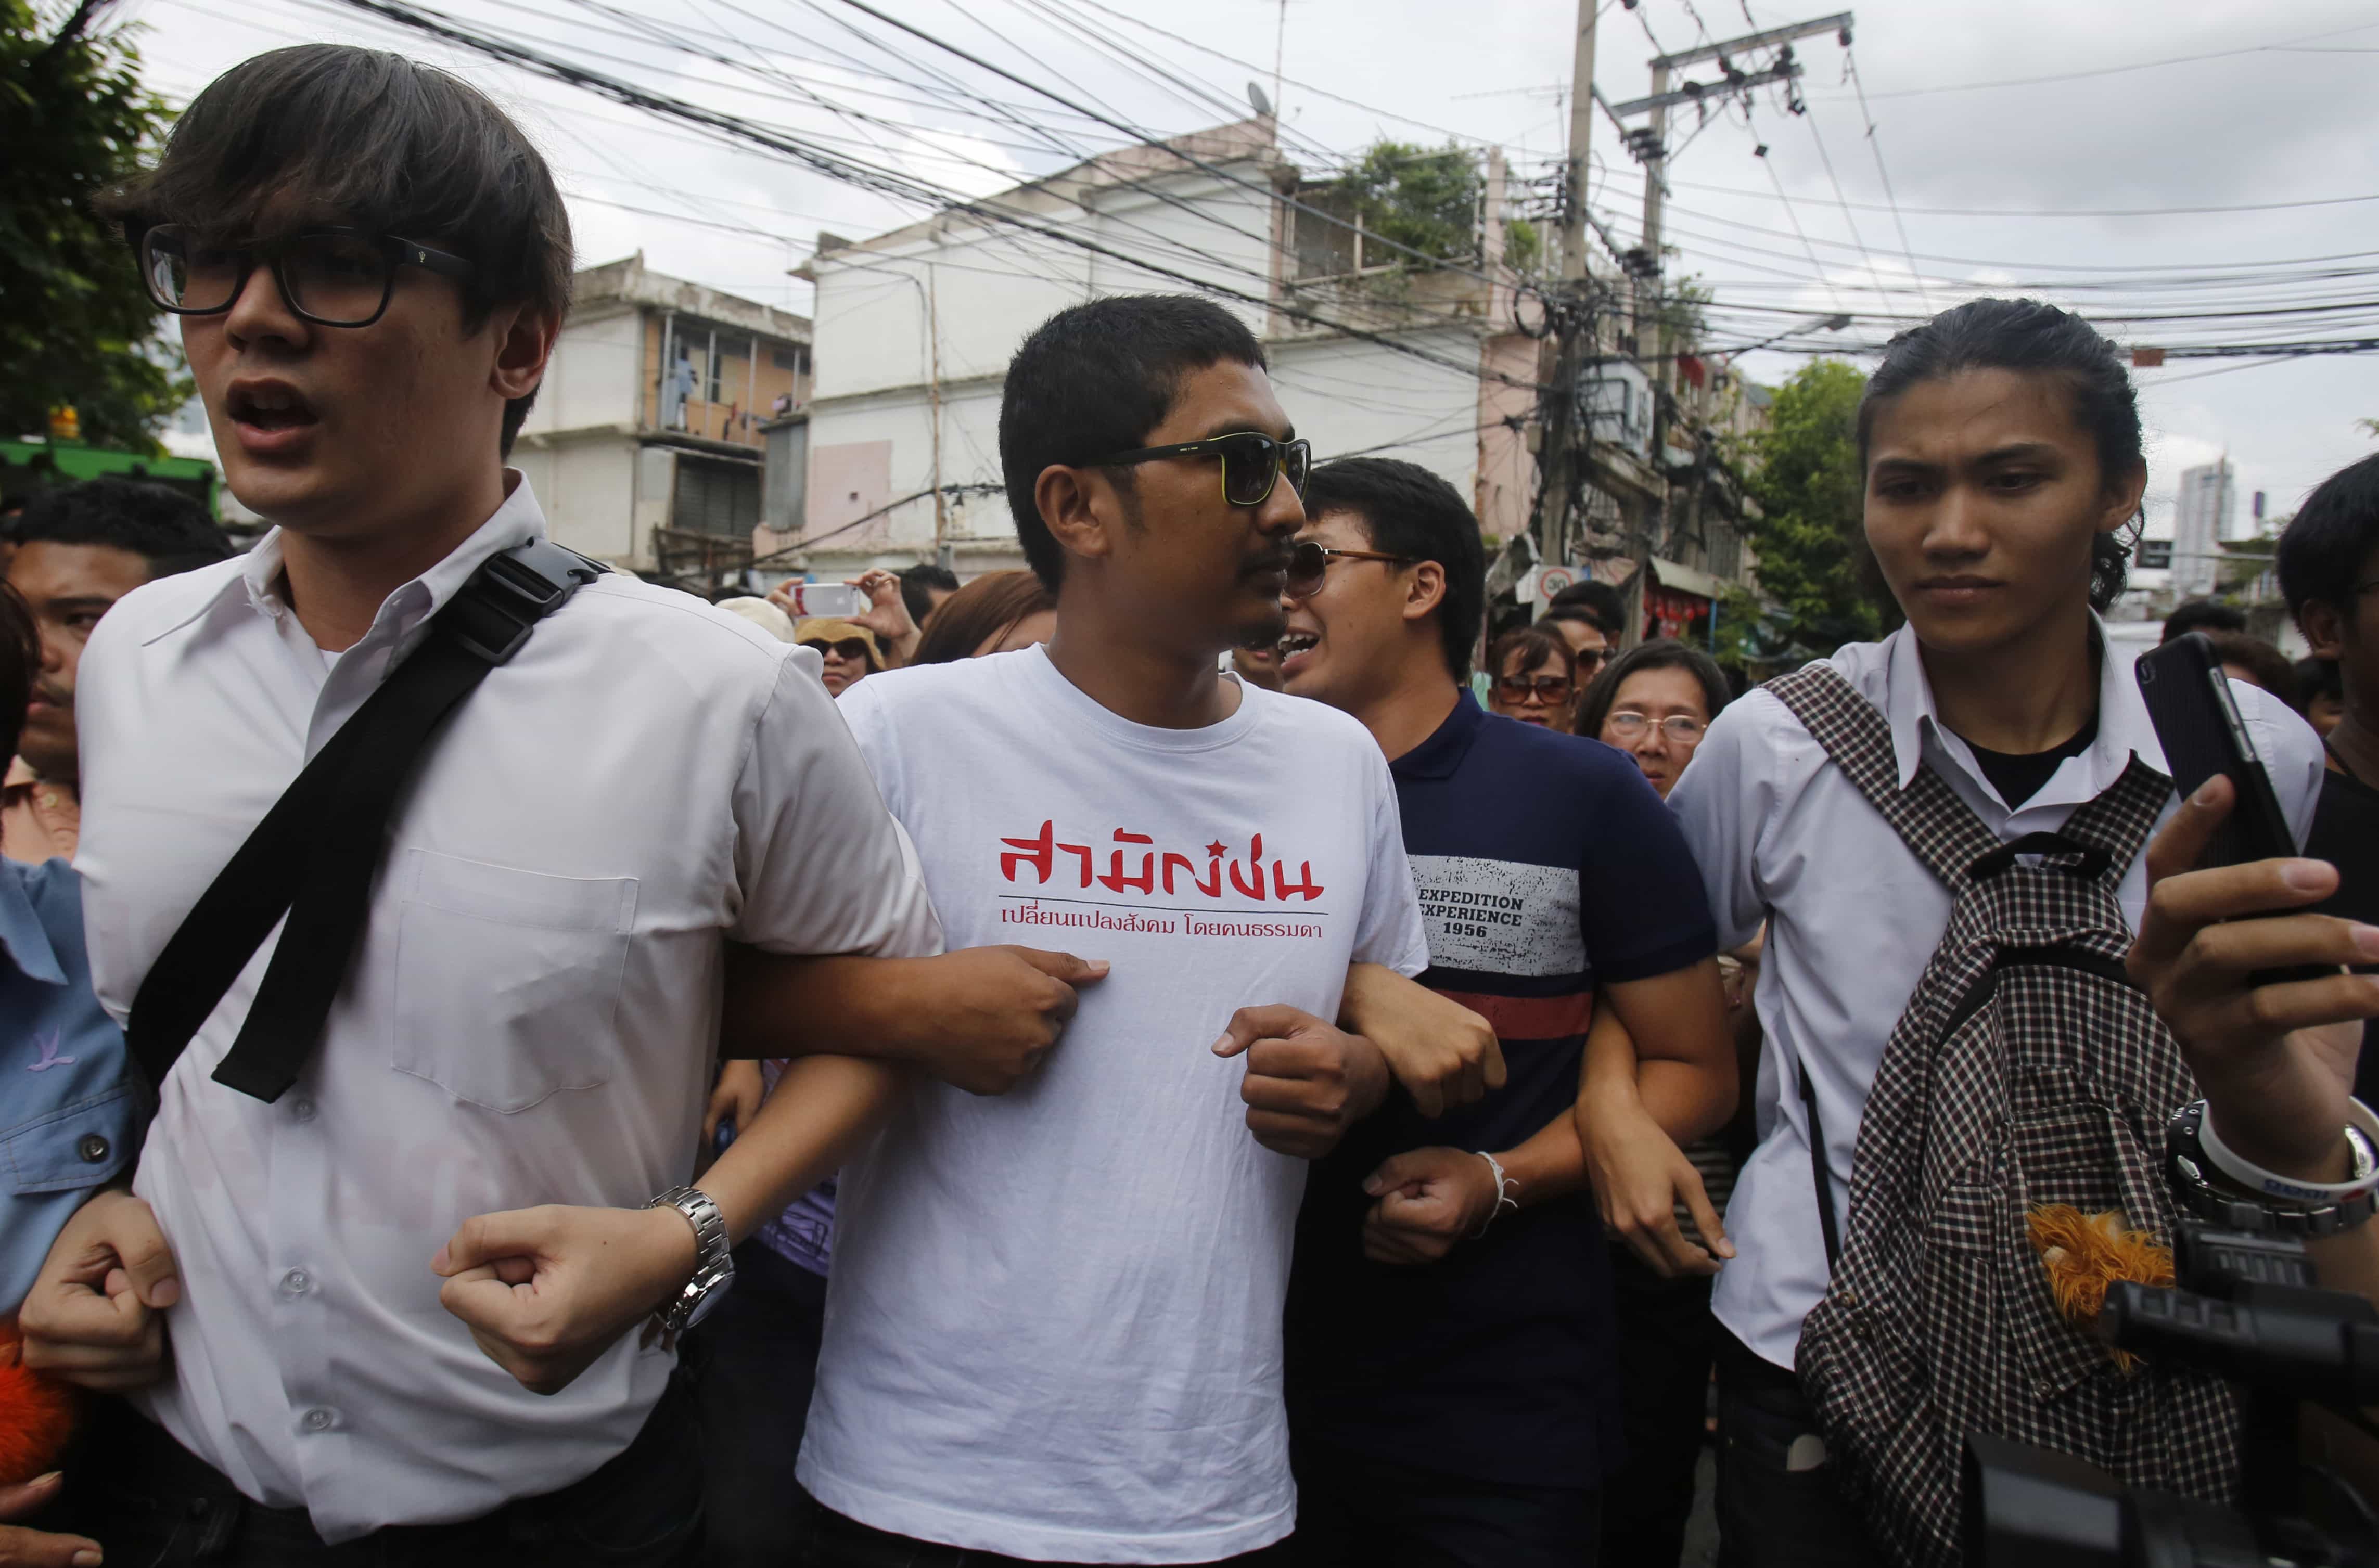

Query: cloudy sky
<box><xmin>98</xmin><ymin>0</ymin><xmax>2379</xmax><ymax>538</ymax></box>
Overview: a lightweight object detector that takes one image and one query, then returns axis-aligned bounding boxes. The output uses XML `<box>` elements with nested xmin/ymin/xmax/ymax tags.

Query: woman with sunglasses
<box><xmin>793</xmin><ymin>618</ymin><xmax>882</xmax><ymax>697</ymax></box>
<box><xmin>1484</xmin><ymin>626</ymin><xmax>1578</xmax><ymax>729</ymax></box>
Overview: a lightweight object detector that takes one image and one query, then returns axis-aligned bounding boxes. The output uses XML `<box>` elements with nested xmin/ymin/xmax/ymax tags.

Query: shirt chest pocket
<box><xmin>2</xmin><ymin>1091</ymin><xmax>137</xmax><ymax>1194</ymax></box>
<box><xmin>391</xmin><ymin>849</ymin><xmax>639</xmax><ymax>1113</ymax></box>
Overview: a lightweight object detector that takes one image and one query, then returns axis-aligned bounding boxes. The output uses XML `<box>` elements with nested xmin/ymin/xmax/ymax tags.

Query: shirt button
<box><xmin>290</xmin><ymin>1097</ymin><xmax>317</xmax><ymax>1123</ymax></box>
<box><xmin>302</xmin><ymin>1408</ymin><xmax>335</xmax><ymax>1433</ymax></box>
<box><xmin>282</xmin><ymin>1269</ymin><xmax>312</xmax><ymax>1297</ymax></box>
<box><xmin>78</xmin><ymin>1134</ymin><xmax>110</xmax><ymax>1164</ymax></box>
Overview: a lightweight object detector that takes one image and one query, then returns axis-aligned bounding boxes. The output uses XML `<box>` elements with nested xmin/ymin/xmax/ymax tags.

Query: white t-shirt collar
<box><xmin>1015</xmin><ymin>641</ymin><xmax>1264</xmax><ymax>755</ymax></box>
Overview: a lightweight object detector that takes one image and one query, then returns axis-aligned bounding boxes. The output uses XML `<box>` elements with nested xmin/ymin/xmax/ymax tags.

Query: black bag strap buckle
<box><xmin>443</xmin><ymin>539</ymin><xmax>604</xmax><ymax>665</ymax></box>
<box><xmin>1967</xmin><ymin>830</ymin><xmax>2113</xmax><ymax>884</ymax></box>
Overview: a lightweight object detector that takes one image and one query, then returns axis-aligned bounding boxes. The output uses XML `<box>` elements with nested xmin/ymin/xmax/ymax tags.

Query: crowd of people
<box><xmin>4</xmin><ymin>42</ymin><xmax>2378</xmax><ymax>1568</ymax></box>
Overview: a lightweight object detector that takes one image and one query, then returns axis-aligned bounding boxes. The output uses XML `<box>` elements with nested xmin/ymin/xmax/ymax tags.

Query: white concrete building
<box><xmin>512</xmin><ymin>253</ymin><xmax>812</xmax><ymax>569</ymax></box>
<box><xmin>786</xmin><ymin>119</ymin><xmax>1546</xmax><ymax>581</ymax></box>
<box><xmin>2171</xmin><ymin>458</ymin><xmax>2235</xmax><ymax>598</ymax></box>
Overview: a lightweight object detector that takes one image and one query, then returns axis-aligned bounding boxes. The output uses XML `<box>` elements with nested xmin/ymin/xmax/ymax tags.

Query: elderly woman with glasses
<box><xmin>1573</xmin><ymin>639</ymin><xmax>1732</xmax><ymax>800</ymax></box>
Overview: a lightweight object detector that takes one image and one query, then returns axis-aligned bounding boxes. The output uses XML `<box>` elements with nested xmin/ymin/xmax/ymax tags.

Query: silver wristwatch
<box><xmin>646</xmin><ymin>1185</ymin><xmax>734</xmax><ymax>1336</ymax></box>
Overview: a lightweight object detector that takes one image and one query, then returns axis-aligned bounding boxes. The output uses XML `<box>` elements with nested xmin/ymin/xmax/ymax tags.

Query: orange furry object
<box><xmin>2027</xmin><ymin>1205</ymin><xmax>2175</xmax><ymax>1372</ymax></box>
<box><xmin>0</xmin><ymin>1325</ymin><xmax>78</xmax><ymax>1486</ymax></box>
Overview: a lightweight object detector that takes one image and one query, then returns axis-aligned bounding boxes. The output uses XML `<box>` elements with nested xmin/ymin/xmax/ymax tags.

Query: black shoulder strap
<box><xmin>125</xmin><ymin>538</ymin><xmax>606</xmax><ymax>1103</ymax></box>
<box><xmin>1799</xmin><ymin>1068</ymin><xmax>1842</xmax><ymax>1270</ymax></box>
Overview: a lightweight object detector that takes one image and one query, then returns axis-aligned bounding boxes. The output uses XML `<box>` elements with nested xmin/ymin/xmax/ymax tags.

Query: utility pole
<box><xmin>1601</xmin><ymin>9</ymin><xmax>1852</xmax><ymax>639</ymax></box>
<box><xmin>1270</xmin><ymin>1</ymin><xmax>1288</xmax><ymax>123</ymax></box>
<box><xmin>1529</xmin><ymin>0</ymin><xmax>1599</xmax><ymax>574</ymax></box>
<box><xmin>926</xmin><ymin>262</ymin><xmax>949</xmax><ymax>572</ymax></box>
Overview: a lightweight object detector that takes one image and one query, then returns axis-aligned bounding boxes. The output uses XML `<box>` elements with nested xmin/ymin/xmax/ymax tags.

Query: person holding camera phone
<box><xmin>1651</xmin><ymin>299</ymin><xmax>2329</xmax><ymax>1568</ymax></box>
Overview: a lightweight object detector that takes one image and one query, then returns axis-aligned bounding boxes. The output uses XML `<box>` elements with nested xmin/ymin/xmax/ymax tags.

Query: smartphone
<box><xmin>781</xmin><ymin>580</ymin><xmax>862</xmax><ymax>618</ymax></box>
<box><xmin>2135</xmin><ymin>632</ymin><xmax>2328</xmax><ymax>984</ymax></box>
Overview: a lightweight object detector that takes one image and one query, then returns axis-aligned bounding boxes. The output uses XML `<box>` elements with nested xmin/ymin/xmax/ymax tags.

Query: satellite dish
<box><xmin>1248</xmin><ymin>82</ymin><xmax>1274</xmax><ymax>118</ymax></box>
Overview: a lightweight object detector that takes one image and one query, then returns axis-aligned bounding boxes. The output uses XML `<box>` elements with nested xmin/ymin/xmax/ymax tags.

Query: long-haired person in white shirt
<box><xmin>1658</xmin><ymin>299</ymin><xmax>2333</xmax><ymax>1568</ymax></box>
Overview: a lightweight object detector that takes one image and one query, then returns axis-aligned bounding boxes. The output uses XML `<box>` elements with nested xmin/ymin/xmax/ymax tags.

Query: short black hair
<box><xmin>1303</xmin><ymin>457</ymin><xmax>1485</xmax><ymax>682</ymax></box>
<box><xmin>2162</xmin><ymin>598</ymin><xmax>2248</xmax><ymax>644</ymax></box>
<box><xmin>99</xmin><ymin>46</ymin><xmax>573</xmax><ymax>458</ymax></box>
<box><xmin>0</xmin><ymin>584</ymin><xmax>33</xmax><ymax>769</ymax></box>
<box><xmin>899</xmin><ymin>562</ymin><xmax>960</xmax><ymax>626</ymax></box>
<box><xmin>1575</xmin><ymin>638</ymin><xmax>1733</xmax><ymax>741</ymax></box>
<box><xmin>2278</xmin><ymin>453</ymin><xmax>2379</xmax><ymax>623</ymax></box>
<box><xmin>998</xmin><ymin>294</ymin><xmax>1267</xmax><ymax>590</ymax></box>
<box><xmin>1547</xmin><ymin>577</ymin><xmax>1625</xmax><ymax>635</ymax></box>
<box><xmin>1859</xmin><ymin>298</ymin><xmax>2142</xmax><ymax>613</ymax></box>
<box><xmin>13</xmin><ymin>478</ymin><xmax>234</xmax><ymax>577</ymax></box>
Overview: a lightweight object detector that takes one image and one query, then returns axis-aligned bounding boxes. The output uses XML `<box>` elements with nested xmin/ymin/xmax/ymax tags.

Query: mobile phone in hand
<box><xmin>781</xmin><ymin>581</ymin><xmax>863</xmax><ymax>618</ymax></box>
<box><xmin>2135</xmin><ymin>632</ymin><xmax>2329</xmax><ymax>985</ymax></box>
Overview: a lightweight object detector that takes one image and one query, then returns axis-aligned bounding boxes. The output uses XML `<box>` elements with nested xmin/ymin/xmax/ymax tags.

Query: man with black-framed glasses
<box><xmin>18</xmin><ymin>47</ymin><xmax>954</xmax><ymax>1565</ymax></box>
<box><xmin>1274</xmin><ymin>457</ymin><xmax>1734</xmax><ymax>1568</ymax></box>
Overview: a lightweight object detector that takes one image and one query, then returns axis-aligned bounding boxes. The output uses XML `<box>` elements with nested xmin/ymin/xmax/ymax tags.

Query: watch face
<box><xmin>681</xmin><ymin>1270</ymin><xmax>731</xmax><ymax>1332</ymax></box>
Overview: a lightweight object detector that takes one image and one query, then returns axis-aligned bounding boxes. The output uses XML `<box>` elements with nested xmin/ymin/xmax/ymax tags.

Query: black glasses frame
<box><xmin>132</xmin><ymin>223</ymin><xmax>478</xmax><ymax>329</ymax></box>
<box><xmin>1093</xmin><ymin>432</ymin><xmax>1312</xmax><ymax>508</ymax></box>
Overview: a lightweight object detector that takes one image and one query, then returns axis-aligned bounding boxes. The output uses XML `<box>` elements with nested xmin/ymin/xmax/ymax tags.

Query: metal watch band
<box><xmin>2165</xmin><ymin>1101</ymin><xmax>2379</xmax><ymax>1240</ymax></box>
<box><xmin>646</xmin><ymin>1184</ymin><xmax>734</xmax><ymax>1336</ymax></box>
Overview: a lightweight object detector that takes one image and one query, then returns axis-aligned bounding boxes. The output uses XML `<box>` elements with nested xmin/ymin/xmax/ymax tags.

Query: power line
<box><xmin>1657</xmin><ymin>176</ymin><xmax>2379</xmax><ymax>220</ymax></box>
<box><xmin>318</xmin><ymin>0</ymin><xmax>1543</xmax><ymax>396</ymax></box>
<box><xmin>826</xmin><ymin>0</ymin><xmax>1535</xmax><ymax>300</ymax></box>
<box><xmin>1837</xmin><ymin>19</ymin><xmax>2379</xmax><ymax>101</ymax></box>
<box><xmin>1797</xmin><ymin>92</ymin><xmax>1892</xmax><ymax>304</ymax></box>
<box><xmin>1841</xmin><ymin>49</ymin><xmax>1927</xmax><ymax>310</ymax></box>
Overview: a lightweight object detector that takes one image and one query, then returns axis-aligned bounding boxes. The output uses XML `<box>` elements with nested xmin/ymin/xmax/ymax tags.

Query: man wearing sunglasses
<box><xmin>20</xmin><ymin>47</ymin><xmax>955</xmax><ymax>1564</ymax></box>
<box><xmin>1273</xmin><ymin>457</ymin><xmax>1736</xmax><ymax>1567</ymax></box>
<box><xmin>790</xmin><ymin>295</ymin><xmax>1497</xmax><ymax>1567</ymax></box>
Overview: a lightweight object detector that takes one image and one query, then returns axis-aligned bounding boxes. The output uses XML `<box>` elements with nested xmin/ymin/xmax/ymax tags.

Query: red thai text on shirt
<box><xmin>997</xmin><ymin>821</ymin><xmax>1325</xmax><ymax>902</ymax></box>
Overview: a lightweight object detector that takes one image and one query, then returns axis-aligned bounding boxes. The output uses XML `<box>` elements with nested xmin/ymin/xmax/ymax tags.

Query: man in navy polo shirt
<box><xmin>1276</xmin><ymin>458</ymin><xmax>1736</xmax><ymax>1566</ymax></box>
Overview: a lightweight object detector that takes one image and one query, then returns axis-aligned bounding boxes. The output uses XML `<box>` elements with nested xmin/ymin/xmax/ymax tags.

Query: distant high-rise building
<box><xmin>2172</xmin><ymin>459</ymin><xmax>2235</xmax><ymax>596</ymax></box>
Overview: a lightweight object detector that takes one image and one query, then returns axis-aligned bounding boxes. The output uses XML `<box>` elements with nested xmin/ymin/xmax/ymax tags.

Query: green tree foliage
<box><xmin>2</xmin><ymin>0</ymin><xmax>186</xmax><ymax>451</ymax></box>
<box><xmin>1502</xmin><ymin>216</ymin><xmax>1544</xmax><ymax>276</ymax></box>
<box><xmin>1744</xmin><ymin>358</ymin><xmax>1901</xmax><ymax>652</ymax></box>
<box><xmin>1341</xmin><ymin>140</ymin><xmax>1480</xmax><ymax>267</ymax></box>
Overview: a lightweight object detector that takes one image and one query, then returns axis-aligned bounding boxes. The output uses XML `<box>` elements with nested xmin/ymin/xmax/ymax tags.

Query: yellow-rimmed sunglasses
<box><xmin>1094</xmin><ymin>431</ymin><xmax>1311</xmax><ymax>508</ymax></box>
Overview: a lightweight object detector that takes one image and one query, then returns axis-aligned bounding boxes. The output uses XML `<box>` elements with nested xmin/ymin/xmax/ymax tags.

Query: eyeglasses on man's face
<box><xmin>1497</xmin><ymin>674</ymin><xmax>1574</xmax><ymax>704</ymax></box>
<box><xmin>1283</xmin><ymin>540</ymin><xmax>1415</xmax><ymax>599</ymax></box>
<box><xmin>1094</xmin><ymin>431</ymin><xmax>1311</xmax><ymax>509</ymax></box>
<box><xmin>802</xmin><ymin>639</ymin><xmax>874</xmax><ymax>664</ymax></box>
<box><xmin>1607</xmin><ymin>711</ymin><xmax>1707</xmax><ymax>747</ymax></box>
<box><xmin>134</xmin><ymin>224</ymin><xmax>477</xmax><ymax>329</ymax></box>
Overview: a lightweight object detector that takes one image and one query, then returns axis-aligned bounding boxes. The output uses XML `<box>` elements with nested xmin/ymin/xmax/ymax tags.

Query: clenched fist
<box><xmin>1213</xmin><ymin>1005</ymin><xmax>1390</xmax><ymax>1159</ymax></box>
<box><xmin>903</xmin><ymin>946</ymin><xmax>1110</xmax><ymax>1095</ymax></box>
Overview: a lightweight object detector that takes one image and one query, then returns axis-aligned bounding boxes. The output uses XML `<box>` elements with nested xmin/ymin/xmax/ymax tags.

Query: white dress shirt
<box><xmin>73</xmin><ymin>478</ymin><xmax>939</xmax><ymax>1541</ymax></box>
<box><xmin>1666</xmin><ymin>621</ymin><xmax>2325</xmax><ymax>1372</ymax></box>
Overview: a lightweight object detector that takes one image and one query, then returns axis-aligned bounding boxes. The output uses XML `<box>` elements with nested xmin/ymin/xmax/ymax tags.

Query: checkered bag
<box><xmin>1764</xmin><ymin>664</ymin><xmax>2237</xmax><ymax>1568</ymax></box>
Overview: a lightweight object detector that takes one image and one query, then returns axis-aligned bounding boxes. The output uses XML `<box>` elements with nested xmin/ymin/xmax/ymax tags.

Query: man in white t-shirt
<box><xmin>793</xmin><ymin>295</ymin><xmax>1435</xmax><ymax>1566</ymax></box>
